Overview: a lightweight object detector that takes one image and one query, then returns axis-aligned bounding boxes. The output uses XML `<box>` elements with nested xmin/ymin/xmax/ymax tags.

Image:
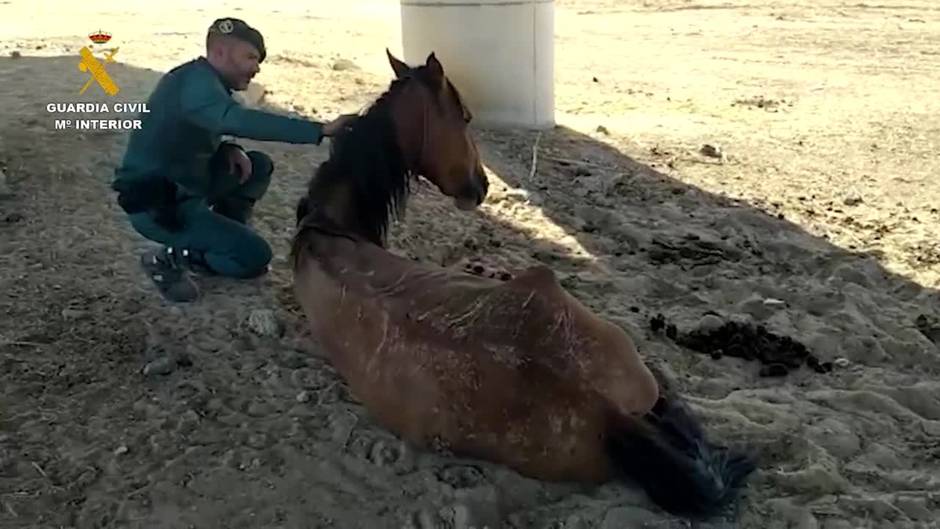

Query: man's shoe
<box><xmin>210</xmin><ymin>199</ymin><xmax>255</xmax><ymax>226</ymax></box>
<box><xmin>140</xmin><ymin>247</ymin><xmax>200</xmax><ymax>303</ymax></box>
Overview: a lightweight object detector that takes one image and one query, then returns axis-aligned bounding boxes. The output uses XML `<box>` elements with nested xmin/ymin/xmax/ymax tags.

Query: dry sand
<box><xmin>2</xmin><ymin>0</ymin><xmax>940</xmax><ymax>528</ymax></box>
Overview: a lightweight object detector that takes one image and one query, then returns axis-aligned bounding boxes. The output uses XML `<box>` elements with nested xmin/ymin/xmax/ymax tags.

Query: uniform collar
<box><xmin>197</xmin><ymin>56</ymin><xmax>235</xmax><ymax>93</ymax></box>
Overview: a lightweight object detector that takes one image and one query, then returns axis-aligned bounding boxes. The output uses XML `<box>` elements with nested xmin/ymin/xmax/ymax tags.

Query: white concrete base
<box><xmin>400</xmin><ymin>0</ymin><xmax>555</xmax><ymax>130</ymax></box>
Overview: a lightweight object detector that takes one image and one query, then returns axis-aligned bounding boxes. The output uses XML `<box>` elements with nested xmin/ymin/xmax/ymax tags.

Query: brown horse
<box><xmin>291</xmin><ymin>50</ymin><xmax>756</xmax><ymax>518</ymax></box>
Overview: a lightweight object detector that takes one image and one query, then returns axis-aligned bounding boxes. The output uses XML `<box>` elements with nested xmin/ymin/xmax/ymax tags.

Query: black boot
<box><xmin>140</xmin><ymin>246</ymin><xmax>201</xmax><ymax>302</ymax></box>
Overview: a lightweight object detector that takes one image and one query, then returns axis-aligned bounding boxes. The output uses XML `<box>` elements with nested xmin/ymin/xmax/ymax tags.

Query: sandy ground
<box><xmin>2</xmin><ymin>0</ymin><xmax>940</xmax><ymax>527</ymax></box>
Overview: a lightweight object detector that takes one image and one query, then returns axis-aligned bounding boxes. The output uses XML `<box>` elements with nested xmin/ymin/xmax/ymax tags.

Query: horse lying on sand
<box><xmin>291</xmin><ymin>49</ymin><xmax>757</xmax><ymax>518</ymax></box>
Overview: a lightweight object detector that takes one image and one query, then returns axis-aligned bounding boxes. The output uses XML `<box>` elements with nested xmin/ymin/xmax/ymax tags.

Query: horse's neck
<box><xmin>304</xmin><ymin>176</ymin><xmax>368</xmax><ymax>241</ymax></box>
<box><xmin>388</xmin><ymin>88</ymin><xmax>424</xmax><ymax>170</ymax></box>
<box><xmin>302</xmin><ymin>88</ymin><xmax>418</xmax><ymax>245</ymax></box>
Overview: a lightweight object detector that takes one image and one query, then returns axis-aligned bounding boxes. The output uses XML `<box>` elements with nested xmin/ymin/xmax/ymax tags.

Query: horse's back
<box><xmin>297</xmin><ymin>241</ymin><xmax>656</xmax><ymax>415</ymax></box>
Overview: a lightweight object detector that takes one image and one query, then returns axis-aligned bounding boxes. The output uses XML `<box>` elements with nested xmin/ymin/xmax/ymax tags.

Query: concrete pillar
<box><xmin>400</xmin><ymin>0</ymin><xmax>555</xmax><ymax>130</ymax></box>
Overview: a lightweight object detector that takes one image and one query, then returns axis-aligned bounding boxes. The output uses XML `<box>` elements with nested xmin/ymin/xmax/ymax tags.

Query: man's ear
<box><xmin>386</xmin><ymin>48</ymin><xmax>410</xmax><ymax>79</ymax></box>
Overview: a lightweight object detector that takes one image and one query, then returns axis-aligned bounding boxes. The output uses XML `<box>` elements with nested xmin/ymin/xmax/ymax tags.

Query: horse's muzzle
<box><xmin>455</xmin><ymin>172</ymin><xmax>488</xmax><ymax>211</ymax></box>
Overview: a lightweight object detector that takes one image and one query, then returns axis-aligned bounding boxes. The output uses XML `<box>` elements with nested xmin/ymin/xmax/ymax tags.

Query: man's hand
<box><xmin>225</xmin><ymin>145</ymin><xmax>252</xmax><ymax>183</ymax></box>
<box><xmin>322</xmin><ymin>113</ymin><xmax>358</xmax><ymax>137</ymax></box>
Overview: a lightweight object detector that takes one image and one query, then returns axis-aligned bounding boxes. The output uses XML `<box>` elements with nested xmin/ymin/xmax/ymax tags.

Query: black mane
<box><xmin>293</xmin><ymin>76</ymin><xmax>415</xmax><ymax>251</ymax></box>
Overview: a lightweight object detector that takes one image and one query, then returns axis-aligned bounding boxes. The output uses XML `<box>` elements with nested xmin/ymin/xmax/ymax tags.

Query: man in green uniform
<box><xmin>112</xmin><ymin>17</ymin><xmax>354</xmax><ymax>302</ymax></box>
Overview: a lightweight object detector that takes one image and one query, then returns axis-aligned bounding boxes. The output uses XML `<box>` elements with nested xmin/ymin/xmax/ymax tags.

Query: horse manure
<box><xmin>649</xmin><ymin>313</ymin><xmax>666</xmax><ymax>333</ymax></box>
<box><xmin>436</xmin><ymin>464</ymin><xmax>486</xmax><ymax>489</ymax></box>
<box><xmin>175</xmin><ymin>352</ymin><xmax>193</xmax><ymax>367</ymax></box>
<box><xmin>665</xmin><ymin>323</ymin><xmax>678</xmax><ymax>340</ymax></box>
<box><xmin>464</xmin><ymin>261</ymin><xmax>512</xmax><ymax>281</ymax></box>
<box><xmin>656</xmin><ymin>313</ymin><xmax>829</xmax><ymax>377</ymax></box>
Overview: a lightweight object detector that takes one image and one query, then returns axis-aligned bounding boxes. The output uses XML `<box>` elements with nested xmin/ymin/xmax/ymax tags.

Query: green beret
<box><xmin>208</xmin><ymin>17</ymin><xmax>266</xmax><ymax>63</ymax></box>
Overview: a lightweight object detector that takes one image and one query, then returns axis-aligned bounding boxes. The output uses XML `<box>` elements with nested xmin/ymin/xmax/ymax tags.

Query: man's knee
<box><xmin>246</xmin><ymin>151</ymin><xmax>274</xmax><ymax>181</ymax></box>
<box><xmin>230</xmin><ymin>150</ymin><xmax>272</xmax><ymax>203</ymax></box>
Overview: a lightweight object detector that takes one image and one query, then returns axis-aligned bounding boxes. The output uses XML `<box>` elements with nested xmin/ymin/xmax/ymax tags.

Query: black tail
<box><xmin>606</xmin><ymin>395</ymin><xmax>757</xmax><ymax>518</ymax></box>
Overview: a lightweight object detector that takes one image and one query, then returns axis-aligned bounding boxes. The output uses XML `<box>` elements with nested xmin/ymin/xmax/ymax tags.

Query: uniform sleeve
<box><xmin>179</xmin><ymin>67</ymin><xmax>325</xmax><ymax>145</ymax></box>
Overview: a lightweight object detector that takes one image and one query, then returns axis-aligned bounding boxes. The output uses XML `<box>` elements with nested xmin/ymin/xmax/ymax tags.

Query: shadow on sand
<box><xmin>467</xmin><ymin>122</ymin><xmax>939</xmax><ymax>379</ymax></box>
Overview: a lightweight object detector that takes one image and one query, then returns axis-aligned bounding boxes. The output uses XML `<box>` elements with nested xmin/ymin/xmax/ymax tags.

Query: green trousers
<box><xmin>128</xmin><ymin>150</ymin><xmax>274</xmax><ymax>278</ymax></box>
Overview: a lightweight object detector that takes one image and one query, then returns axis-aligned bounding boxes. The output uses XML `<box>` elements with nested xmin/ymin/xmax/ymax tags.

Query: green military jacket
<box><xmin>113</xmin><ymin>57</ymin><xmax>323</xmax><ymax>206</ymax></box>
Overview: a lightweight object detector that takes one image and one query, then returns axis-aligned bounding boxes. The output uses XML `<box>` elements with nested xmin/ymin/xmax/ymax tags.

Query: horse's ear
<box><xmin>425</xmin><ymin>52</ymin><xmax>444</xmax><ymax>85</ymax></box>
<box><xmin>386</xmin><ymin>48</ymin><xmax>410</xmax><ymax>79</ymax></box>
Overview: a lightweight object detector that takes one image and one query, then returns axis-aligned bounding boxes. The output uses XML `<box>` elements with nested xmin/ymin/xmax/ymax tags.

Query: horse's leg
<box><xmin>603</xmin><ymin>381</ymin><xmax>757</xmax><ymax>518</ymax></box>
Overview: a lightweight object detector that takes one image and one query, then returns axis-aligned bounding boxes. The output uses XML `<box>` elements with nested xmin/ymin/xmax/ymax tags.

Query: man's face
<box><xmin>217</xmin><ymin>38</ymin><xmax>261</xmax><ymax>90</ymax></box>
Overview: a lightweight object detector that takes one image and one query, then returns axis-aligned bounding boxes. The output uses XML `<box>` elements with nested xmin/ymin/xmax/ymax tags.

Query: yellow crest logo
<box><xmin>78</xmin><ymin>34</ymin><xmax>120</xmax><ymax>96</ymax></box>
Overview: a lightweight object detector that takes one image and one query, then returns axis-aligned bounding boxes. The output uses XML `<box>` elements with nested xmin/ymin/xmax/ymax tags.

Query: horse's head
<box><xmin>385</xmin><ymin>49</ymin><xmax>489</xmax><ymax>211</ymax></box>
